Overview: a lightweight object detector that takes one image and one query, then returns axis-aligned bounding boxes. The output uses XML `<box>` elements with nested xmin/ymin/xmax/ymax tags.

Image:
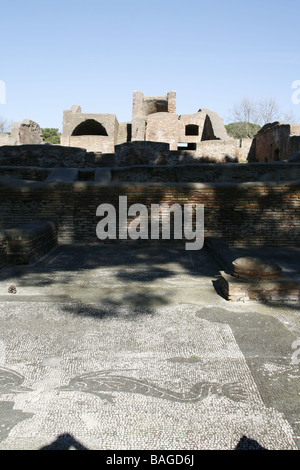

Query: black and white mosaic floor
<box><xmin>0</xmin><ymin>302</ymin><xmax>297</xmax><ymax>450</ymax></box>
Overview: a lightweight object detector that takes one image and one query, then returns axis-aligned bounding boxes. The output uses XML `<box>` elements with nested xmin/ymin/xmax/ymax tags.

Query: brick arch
<box><xmin>71</xmin><ymin>119</ymin><xmax>108</xmax><ymax>136</ymax></box>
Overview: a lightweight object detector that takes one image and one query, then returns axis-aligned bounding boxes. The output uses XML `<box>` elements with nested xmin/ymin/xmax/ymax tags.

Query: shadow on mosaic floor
<box><xmin>0</xmin><ymin>242</ymin><xmax>219</xmax><ymax>318</ymax></box>
<box><xmin>40</xmin><ymin>433</ymin><xmax>89</xmax><ymax>450</ymax></box>
<box><xmin>39</xmin><ymin>432</ymin><xmax>267</xmax><ymax>450</ymax></box>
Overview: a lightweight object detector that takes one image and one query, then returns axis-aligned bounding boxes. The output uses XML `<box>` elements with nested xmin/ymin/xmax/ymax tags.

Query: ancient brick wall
<box><xmin>61</xmin><ymin>107</ymin><xmax>119</xmax><ymax>153</ymax></box>
<box><xmin>145</xmin><ymin>113</ymin><xmax>179</xmax><ymax>151</ymax></box>
<box><xmin>196</xmin><ymin>139</ymin><xmax>252</xmax><ymax>162</ymax></box>
<box><xmin>0</xmin><ymin>232</ymin><xmax>6</xmax><ymax>268</ymax></box>
<box><xmin>255</xmin><ymin>123</ymin><xmax>300</xmax><ymax>162</ymax></box>
<box><xmin>178</xmin><ymin>113</ymin><xmax>206</xmax><ymax>145</ymax></box>
<box><xmin>66</xmin><ymin>135</ymin><xmax>115</xmax><ymax>153</ymax></box>
<box><xmin>0</xmin><ymin>180</ymin><xmax>299</xmax><ymax>246</ymax></box>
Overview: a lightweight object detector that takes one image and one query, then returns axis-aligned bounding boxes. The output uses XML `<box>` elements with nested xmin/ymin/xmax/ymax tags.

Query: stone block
<box><xmin>5</xmin><ymin>220</ymin><xmax>58</xmax><ymax>264</ymax></box>
<box><xmin>45</xmin><ymin>168</ymin><xmax>78</xmax><ymax>183</ymax></box>
<box><xmin>219</xmin><ymin>271</ymin><xmax>300</xmax><ymax>302</ymax></box>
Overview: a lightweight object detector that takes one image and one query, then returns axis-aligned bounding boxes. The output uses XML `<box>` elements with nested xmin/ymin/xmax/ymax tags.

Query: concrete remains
<box><xmin>0</xmin><ymin>119</ymin><xmax>43</xmax><ymax>146</ymax></box>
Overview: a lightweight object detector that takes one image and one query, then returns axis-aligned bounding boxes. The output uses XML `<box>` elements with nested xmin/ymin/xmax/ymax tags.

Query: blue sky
<box><xmin>1</xmin><ymin>0</ymin><xmax>299</xmax><ymax>130</ymax></box>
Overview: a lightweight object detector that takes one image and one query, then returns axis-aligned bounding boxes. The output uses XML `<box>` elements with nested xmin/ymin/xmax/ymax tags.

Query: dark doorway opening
<box><xmin>274</xmin><ymin>149</ymin><xmax>280</xmax><ymax>161</ymax></box>
<box><xmin>185</xmin><ymin>124</ymin><xmax>199</xmax><ymax>136</ymax></box>
<box><xmin>72</xmin><ymin>119</ymin><xmax>108</xmax><ymax>136</ymax></box>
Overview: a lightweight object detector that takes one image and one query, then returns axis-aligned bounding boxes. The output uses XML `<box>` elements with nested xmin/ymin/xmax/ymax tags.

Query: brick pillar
<box><xmin>167</xmin><ymin>91</ymin><xmax>176</xmax><ymax>114</ymax></box>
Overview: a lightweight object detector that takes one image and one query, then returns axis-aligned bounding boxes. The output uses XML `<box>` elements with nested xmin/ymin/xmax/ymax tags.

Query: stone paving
<box><xmin>0</xmin><ymin>243</ymin><xmax>299</xmax><ymax>450</ymax></box>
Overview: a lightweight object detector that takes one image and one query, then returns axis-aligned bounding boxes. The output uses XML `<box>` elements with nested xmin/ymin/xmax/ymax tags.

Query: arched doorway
<box><xmin>72</xmin><ymin>119</ymin><xmax>108</xmax><ymax>136</ymax></box>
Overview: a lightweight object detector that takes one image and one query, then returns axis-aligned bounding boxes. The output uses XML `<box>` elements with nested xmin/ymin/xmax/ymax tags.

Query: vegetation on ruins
<box><xmin>227</xmin><ymin>96</ymin><xmax>297</xmax><ymax>139</ymax></box>
<box><xmin>225</xmin><ymin>122</ymin><xmax>261</xmax><ymax>139</ymax></box>
<box><xmin>41</xmin><ymin>128</ymin><xmax>61</xmax><ymax>144</ymax></box>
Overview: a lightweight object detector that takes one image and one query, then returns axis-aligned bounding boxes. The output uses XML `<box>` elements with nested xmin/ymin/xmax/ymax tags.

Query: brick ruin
<box><xmin>0</xmin><ymin>119</ymin><xmax>43</xmax><ymax>146</ymax></box>
<box><xmin>58</xmin><ymin>91</ymin><xmax>252</xmax><ymax>162</ymax></box>
<box><xmin>254</xmin><ymin>121</ymin><xmax>300</xmax><ymax>162</ymax></box>
<box><xmin>0</xmin><ymin>90</ymin><xmax>300</xmax><ymax>302</ymax></box>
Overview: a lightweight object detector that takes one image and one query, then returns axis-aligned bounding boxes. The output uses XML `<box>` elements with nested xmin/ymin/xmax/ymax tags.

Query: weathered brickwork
<box><xmin>4</xmin><ymin>220</ymin><xmax>58</xmax><ymax>264</ymax></box>
<box><xmin>196</xmin><ymin>138</ymin><xmax>252</xmax><ymax>162</ymax></box>
<box><xmin>61</xmin><ymin>105</ymin><xmax>119</xmax><ymax>153</ymax></box>
<box><xmin>255</xmin><ymin>122</ymin><xmax>300</xmax><ymax>162</ymax></box>
<box><xmin>146</xmin><ymin>113</ymin><xmax>179</xmax><ymax>151</ymax></box>
<box><xmin>0</xmin><ymin>180</ymin><xmax>299</xmax><ymax>246</ymax></box>
<box><xmin>0</xmin><ymin>233</ymin><xmax>6</xmax><ymax>268</ymax></box>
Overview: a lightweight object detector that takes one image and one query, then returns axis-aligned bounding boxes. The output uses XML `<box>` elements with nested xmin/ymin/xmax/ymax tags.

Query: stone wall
<box><xmin>0</xmin><ymin>134</ymin><xmax>11</xmax><ymax>146</ymax></box>
<box><xmin>117</xmin><ymin>122</ymin><xmax>132</xmax><ymax>145</ymax></box>
<box><xmin>196</xmin><ymin>138</ymin><xmax>252</xmax><ymax>162</ymax></box>
<box><xmin>0</xmin><ymin>232</ymin><xmax>6</xmax><ymax>269</ymax></box>
<box><xmin>146</xmin><ymin>114</ymin><xmax>180</xmax><ymax>150</ymax></box>
<box><xmin>3</xmin><ymin>162</ymin><xmax>300</xmax><ymax>184</ymax></box>
<box><xmin>178</xmin><ymin>113</ymin><xmax>206</xmax><ymax>145</ymax></box>
<box><xmin>131</xmin><ymin>91</ymin><xmax>177</xmax><ymax>147</ymax></box>
<box><xmin>61</xmin><ymin>105</ymin><xmax>119</xmax><ymax>153</ymax></box>
<box><xmin>255</xmin><ymin>122</ymin><xmax>300</xmax><ymax>162</ymax></box>
<box><xmin>5</xmin><ymin>220</ymin><xmax>58</xmax><ymax>264</ymax></box>
<box><xmin>0</xmin><ymin>145</ymin><xmax>115</xmax><ymax>168</ymax></box>
<box><xmin>0</xmin><ymin>178</ymin><xmax>299</xmax><ymax>246</ymax></box>
<box><xmin>110</xmin><ymin>162</ymin><xmax>300</xmax><ymax>183</ymax></box>
<box><xmin>66</xmin><ymin>135</ymin><xmax>115</xmax><ymax>154</ymax></box>
<box><xmin>114</xmin><ymin>142</ymin><xmax>169</xmax><ymax>166</ymax></box>
<box><xmin>0</xmin><ymin>120</ymin><xmax>43</xmax><ymax>146</ymax></box>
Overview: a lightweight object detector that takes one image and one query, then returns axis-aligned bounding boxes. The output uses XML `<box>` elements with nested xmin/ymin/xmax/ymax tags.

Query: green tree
<box><xmin>41</xmin><ymin>128</ymin><xmax>61</xmax><ymax>144</ymax></box>
<box><xmin>225</xmin><ymin>122</ymin><xmax>261</xmax><ymax>139</ymax></box>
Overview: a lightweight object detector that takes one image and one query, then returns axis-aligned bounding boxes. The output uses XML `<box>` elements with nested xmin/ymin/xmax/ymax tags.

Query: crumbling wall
<box><xmin>196</xmin><ymin>138</ymin><xmax>252</xmax><ymax>162</ymax></box>
<box><xmin>146</xmin><ymin>113</ymin><xmax>179</xmax><ymax>150</ymax></box>
<box><xmin>61</xmin><ymin>105</ymin><xmax>119</xmax><ymax>153</ymax></box>
<box><xmin>255</xmin><ymin>122</ymin><xmax>300</xmax><ymax>162</ymax></box>
<box><xmin>0</xmin><ymin>119</ymin><xmax>43</xmax><ymax>146</ymax></box>
<box><xmin>178</xmin><ymin>113</ymin><xmax>206</xmax><ymax>146</ymax></box>
<box><xmin>131</xmin><ymin>91</ymin><xmax>177</xmax><ymax>145</ymax></box>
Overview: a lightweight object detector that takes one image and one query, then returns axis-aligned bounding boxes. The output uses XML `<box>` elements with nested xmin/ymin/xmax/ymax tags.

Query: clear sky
<box><xmin>1</xmin><ymin>0</ymin><xmax>299</xmax><ymax>130</ymax></box>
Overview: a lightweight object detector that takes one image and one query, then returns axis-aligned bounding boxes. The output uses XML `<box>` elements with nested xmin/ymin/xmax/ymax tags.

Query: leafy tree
<box><xmin>225</xmin><ymin>122</ymin><xmax>261</xmax><ymax>139</ymax></box>
<box><xmin>41</xmin><ymin>128</ymin><xmax>61</xmax><ymax>144</ymax></box>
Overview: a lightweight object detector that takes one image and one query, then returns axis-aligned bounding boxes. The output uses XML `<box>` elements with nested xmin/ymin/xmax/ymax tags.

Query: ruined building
<box><xmin>59</xmin><ymin>91</ymin><xmax>251</xmax><ymax>162</ymax></box>
<box><xmin>253</xmin><ymin>121</ymin><xmax>300</xmax><ymax>162</ymax></box>
<box><xmin>0</xmin><ymin>90</ymin><xmax>300</xmax><ymax>303</ymax></box>
<box><xmin>0</xmin><ymin>119</ymin><xmax>43</xmax><ymax>146</ymax></box>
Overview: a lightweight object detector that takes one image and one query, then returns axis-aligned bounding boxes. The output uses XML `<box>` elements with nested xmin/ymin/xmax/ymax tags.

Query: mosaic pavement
<box><xmin>0</xmin><ymin>301</ymin><xmax>296</xmax><ymax>450</ymax></box>
<box><xmin>0</xmin><ymin>244</ymin><xmax>298</xmax><ymax>450</ymax></box>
